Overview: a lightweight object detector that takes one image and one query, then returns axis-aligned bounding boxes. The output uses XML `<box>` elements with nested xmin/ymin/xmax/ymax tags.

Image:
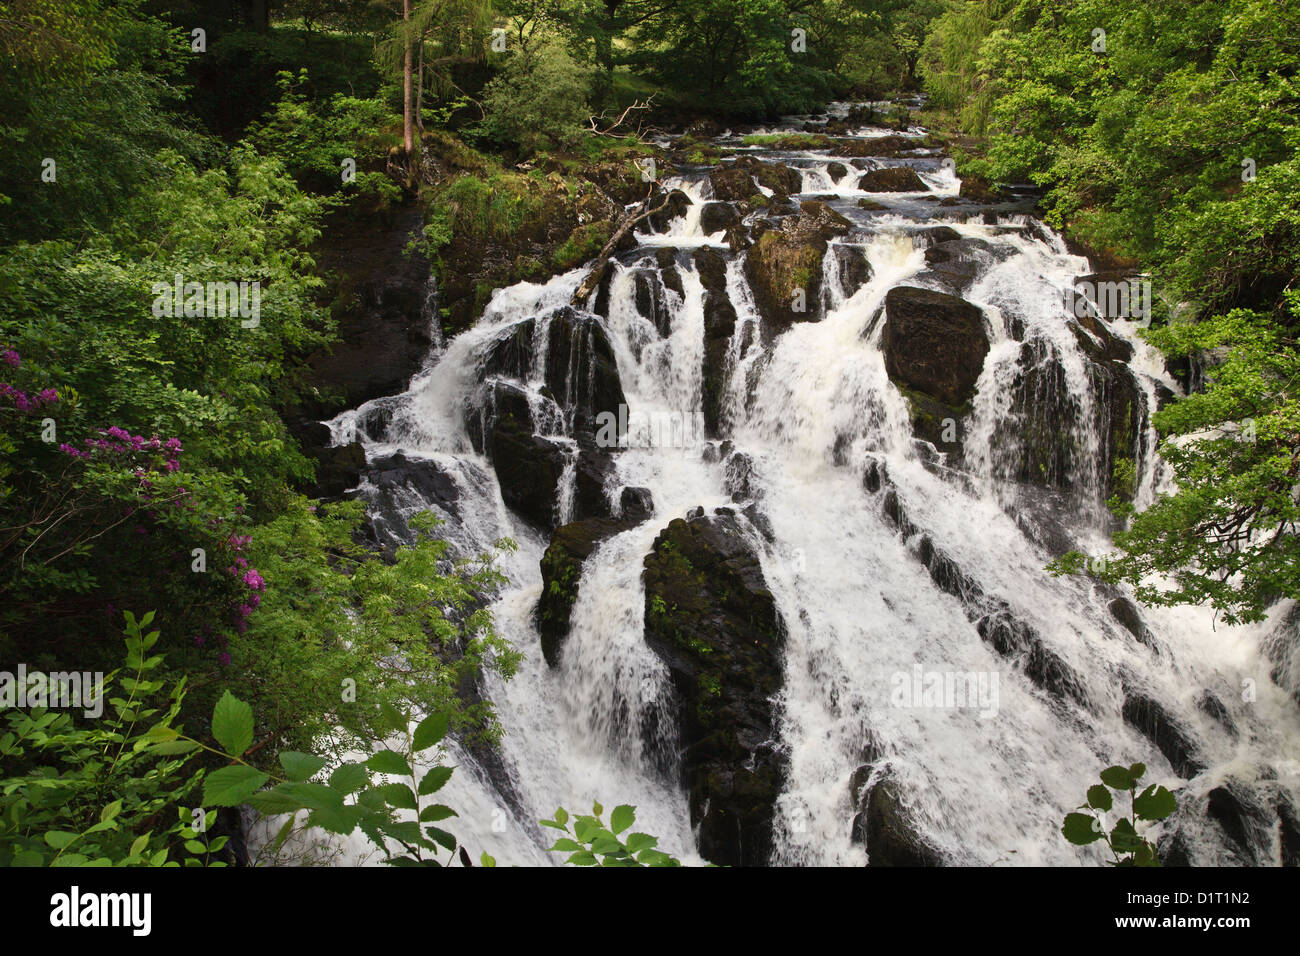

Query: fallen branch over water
<box><xmin>571</xmin><ymin>186</ymin><xmax>671</xmax><ymax>306</ymax></box>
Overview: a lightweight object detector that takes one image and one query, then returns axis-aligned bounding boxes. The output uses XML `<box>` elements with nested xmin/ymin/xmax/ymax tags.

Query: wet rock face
<box><xmin>480</xmin><ymin>382</ymin><xmax>567</xmax><ymax>529</ymax></box>
<box><xmin>298</xmin><ymin>206</ymin><xmax>436</xmax><ymax>420</ymax></box>
<box><xmin>537</xmin><ymin>517</ymin><xmax>632</xmax><ymax>667</ymax></box>
<box><xmin>858</xmin><ymin>166</ymin><xmax>927</xmax><ymax>192</ymax></box>
<box><xmin>480</xmin><ymin>306</ymin><xmax>628</xmax><ymax>446</ymax></box>
<box><xmin>642</xmin><ymin>514</ymin><xmax>785</xmax><ymax>866</ymax></box>
<box><xmin>882</xmin><ymin>286</ymin><xmax>990</xmax><ymax>408</ymax></box>
<box><xmin>1122</xmin><ymin>692</ymin><xmax>1206</xmax><ymax>779</ymax></box>
<box><xmin>709</xmin><ymin>156</ymin><xmax>802</xmax><ymax>202</ymax></box>
<box><xmin>743</xmin><ymin>203</ymin><xmax>853</xmax><ymax>332</ymax></box>
<box><xmin>696</xmin><ymin>247</ymin><xmax>738</xmax><ymax>437</ymax></box>
<box><xmin>851</xmin><ymin>772</ymin><xmax>942</xmax><ymax>866</ymax></box>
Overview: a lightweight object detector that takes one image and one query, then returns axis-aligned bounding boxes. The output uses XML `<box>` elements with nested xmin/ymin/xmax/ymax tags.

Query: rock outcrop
<box><xmin>642</xmin><ymin>513</ymin><xmax>786</xmax><ymax>866</ymax></box>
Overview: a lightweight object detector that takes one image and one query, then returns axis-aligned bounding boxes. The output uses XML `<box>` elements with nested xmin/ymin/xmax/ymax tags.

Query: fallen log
<box><xmin>570</xmin><ymin>186</ymin><xmax>672</xmax><ymax>306</ymax></box>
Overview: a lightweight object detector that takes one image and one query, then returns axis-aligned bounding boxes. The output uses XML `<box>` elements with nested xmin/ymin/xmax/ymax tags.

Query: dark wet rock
<box><xmin>647</xmin><ymin>188</ymin><xmax>692</xmax><ymax>233</ymax></box>
<box><xmin>297</xmin><ymin>206</ymin><xmax>436</xmax><ymax>418</ymax></box>
<box><xmin>481</xmin><ymin>307</ymin><xmax>628</xmax><ymax>445</ymax></box>
<box><xmin>710</xmin><ymin>157</ymin><xmax>801</xmax><ymax>202</ymax></box>
<box><xmin>745</xmin><ymin>206</ymin><xmax>853</xmax><ymax>331</ymax></box>
<box><xmin>834</xmin><ymin>135</ymin><xmax>921</xmax><ymax>159</ymax></box>
<box><xmin>700</xmin><ymin>201</ymin><xmax>740</xmax><ymax>236</ymax></box>
<box><xmin>1197</xmin><ymin>691</ymin><xmax>1237</xmax><ymax>738</ymax></box>
<box><xmin>633</xmin><ymin>269</ymin><xmax>677</xmax><ymax>338</ymax></box>
<box><xmin>798</xmin><ymin>199</ymin><xmax>853</xmax><ymax>238</ymax></box>
<box><xmin>852</xmin><ymin>771</ymin><xmax>942</xmax><ymax>866</ymax></box>
<box><xmin>1072</xmin><ymin>271</ymin><xmax>1147</xmax><ymax>321</ymax></box>
<box><xmin>883</xmin><ymin>287</ymin><xmax>988</xmax><ymax>407</ymax></box>
<box><xmin>365</xmin><ymin>451</ymin><xmax>459</xmax><ymax>513</ymax></box>
<box><xmin>826</xmin><ymin>161</ymin><xmax>848</xmax><ymax>182</ymax></box>
<box><xmin>1109</xmin><ymin>597</ymin><xmax>1159</xmax><ymax>650</ymax></box>
<box><xmin>914</xmin><ymin>225</ymin><xmax>962</xmax><ymax>247</ymax></box>
<box><xmin>619</xmin><ymin>485</ymin><xmax>655</xmax><ymax>521</ymax></box>
<box><xmin>537</xmin><ymin>517</ymin><xmax>632</xmax><ymax>667</ymax></box>
<box><xmin>862</xmin><ymin>457</ymin><xmax>887</xmax><ymax>493</ymax></box>
<box><xmin>858</xmin><ymin>166</ymin><xmax>927</xmax><ymax>192</ymax></box>
<box><xmin>1070</xmin><ymin>314</ymin><xmax>1134</xmax><ymax>364</ymax></box>
<box><xmin>1122</xmin><ymin>692</ymin><xmax>1206</xmax><ymax>778</ymax></box>
<box><xmin>310</xmin><ymin>440</ymin><xmax>366</xmax><ymax>499</ymax></box>
<box><xmin>833</xmin><ymin>244</ymin><xmax>873</xmax><ymax>300</ymax></box>
<box><xmin>724</xmin><ymin>451</ymin><xmax>758</xmax><ymax>502</ymax></box>
<box><xmin>480</xmin><ymin>382</ymin><xmax>567</xmax><ymax>528</ymax></box>
<box><xmin>856</xmin><ymin>198</ymin><xmax>889</xmax><ymax>211</ymax></box>
<box><xmin>642</xmin><ymin>513</ymin><xmax>786</xmax><ymax>867</ymax></box>
<box><xmin>696</xmin><ymin>247</ymin><xmax>738</xmax><ymax>437</ymax></box>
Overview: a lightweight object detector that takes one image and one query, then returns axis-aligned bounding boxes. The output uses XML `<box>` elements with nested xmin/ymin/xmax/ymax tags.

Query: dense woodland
<box><xmin>1</xmin><ymin>0</ymin><xmax>1298</xmax><ymax>868</ymax></box>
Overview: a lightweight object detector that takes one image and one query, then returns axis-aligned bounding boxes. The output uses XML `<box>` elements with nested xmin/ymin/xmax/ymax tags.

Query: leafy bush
<box><xmin>542</xmin><ymin>803</ymin><xmax>682</xmax><ymax>866</ymax></box>
<box><xmin>477</xmin><ymin>42</ymin><xmax>593</xmax><ymax>155</ymax></box>
<box><xmin>1062</xmin><ymin>763</ymin><xmax>1176</xmax><ymax>866</ymax></box>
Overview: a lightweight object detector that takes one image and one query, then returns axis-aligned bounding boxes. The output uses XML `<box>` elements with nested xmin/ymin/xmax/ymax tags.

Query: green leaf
<box><xmin>554</xmin><ymin>807</ymin><xmax>569</xmax><ymax>826</ymax></box>
<box><xmin>1099</xmin><ymin>765</ymin><xmax>1135</xmax><ymax>791</ymax></box>
<box><xmin>609</xmin><ymin>804</ymin><xmax>635</xmax><ymax>835</ymax></box>
<box><xmin>203</xmin><ymin>765</ymin><xmax>270</xmax><ymax>807</ymax></box>
<box><xmin>425</xmin><ymin>826</ymin><xmax>456</xmax><ymax>850</ymax></box>
<box><xmin>1110</xmin><ymin>818</ymin><xmax>1143</xmax><ymax>853</ymax></box>
<box><xmin>566</xmin><ymin>850</ymin><xmax>598</xmax><ymax>866</ymax></box>
<box><xmin>412</xmin><ymin>712</ymin><xmax>449</xmax><ymax>752</ymax></box>
<box><xmin>329</xmin><ymin>762</ymin><xmax>370</xmax><ymax>794</ymax></box>
<box><xmin>44</xmin><ymin>830</ymin><xmax>78</xmax><ymax>850</ymax></box>
<box><xmin>376</xmin><ymin>783</ymin><xmax>419</xmax><ymax>811</ymax></box>
<box><xmin>1133</xmin><ymin>784</ymin><xmax>1177</xmax><ymax>821</ymax></box>
<box><xmin>480</xmin><ymin>852</ymin><xmax>496</xmax><ymax>868</ymax></box>
<box><xmin>1128</xmin><ymin>763</ymin><xmax>1147</xmax><ymax>782</ymax></box>
<box><xmin>417</xmin><ymin>765</ymin><xmax>453</xmax><ymax>796</ymax></box>
<box><xmin>1062</xmin><ymin>812</ymin><xmax>1103</xmax><ymax>845</ymax></box>
<box><xmin>366</xmin><ymin>749</ymin><xmax>411</xmax><ymax>777</ymax></box>
<box><xmin>377</xmin><ymin>700</ymin><xmax>407</xmax><ymax>735</ymax></box>
<box><xmin>550</xmin><ymin>837</ymin><xmax>582</xmax><ymax>852</ymax></box>
<box><xmin>624</xmin><ymin>832</ymin><xmax>658</xmax><ymax>854</ymax></box>
<box><xmin>100</xmin><ymin>800</ymin><xmax>123</xmax><ymax>822</ymax></box>
<box><xmin>278</xmin><ymin>751</ymin><xmax>328</xmax><ymax>782</ymax></box>
<box><xmin>211</xmin><ymin>691</ymin><xmax>254</xmax><ymax>757</ymax></box>
<box><xmin>419</xmin><ymin>804</ymin><xmax>457</xmax><ymax>823</ymax></box>
<box><xmin>1086</xmin><ymin>785</ymin><xmax>1113</xmax><ymax>811</ymax></box>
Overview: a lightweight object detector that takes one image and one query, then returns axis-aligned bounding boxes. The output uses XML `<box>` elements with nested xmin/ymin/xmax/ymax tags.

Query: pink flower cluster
<box><xmin>224</xmin><ymin>534</ymin><xmax>266</xmax><ymax>635</ymax></box>
<box><xmin>59</xmin><ymin>427</ymin><xmax>182</xmax><ymax>472</ymax></box>
<box><xmin>0</xmin><ymin>384</ymin><xmax>58</xmax><ymax>413</ymax></box>
<box><xmin>0</xmin><ymin>350</ymin><xmax>59</xmax><ymax>412</ymax></box>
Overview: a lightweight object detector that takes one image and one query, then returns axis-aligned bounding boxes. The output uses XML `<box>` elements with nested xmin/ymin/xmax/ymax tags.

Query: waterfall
<box><xmin>308</xmin><ymin>104</ymin><xmax>1300</xmax><ymax>868</ymax></box>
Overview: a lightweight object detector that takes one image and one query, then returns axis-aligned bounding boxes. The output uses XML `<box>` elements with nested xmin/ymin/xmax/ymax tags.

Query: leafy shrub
<box><xmin>1062</xmin><ymin>763</ymin><xmax>1176</xmax><ymax>866</ymax></box>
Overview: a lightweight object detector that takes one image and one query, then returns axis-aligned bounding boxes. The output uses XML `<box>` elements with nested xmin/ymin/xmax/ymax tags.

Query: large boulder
<box><xmin>851</xmin><ymin>771</ymin><xmax>942</xmax><ymax>866</ymax></box>
<box><xmin>710</xmin><ymin>156</ymin><xmax>802</xmax><ymax>202</ymax></box>
<box><xmin>480</xmin><ymin>307</ymin><xmax>628</xmax><ymax>445</ymax></box>
<box><xmin>882</xmin><ymin>287</ymin><xmax>989</xmax><ymax>434</ymax></box>
<box><xmin>858</xmin><ymin>166</ymin><xmax>927</xmax><ymax>192</ymax></box>
<box><xmin>479</xmin><ymin>382</ymin><xmax>568</xmax><ymax>528</ymax></box>
<box><xmin>642</xmin><ymin>513</ymin><xmax>786</xmax><ymax>866</ymax></box>
<box><xmin>833</xmin><ymin>135</ymin><xmax>921</xmax><ymax>158</ymax></box>
<box><xmin>743</xmin><ymin>213</ymin><xmax>832</xmax><ymax>332</ymax></box>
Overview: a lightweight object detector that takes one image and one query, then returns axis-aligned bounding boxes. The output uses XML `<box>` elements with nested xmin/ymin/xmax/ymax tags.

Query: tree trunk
<box><xmin>416</xmin><ymin>30</ymin><xmax>425</xmax><ymax>137</ymax></box>
<box><xmin>402</xmin><ymin>0</ymin><xmax>415</xmax><ymax>156</ymax></box>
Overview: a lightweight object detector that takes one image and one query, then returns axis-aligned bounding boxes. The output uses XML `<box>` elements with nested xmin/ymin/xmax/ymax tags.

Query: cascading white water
<box><xmin>305</xmin><ymin>107</ymin><xmax>1300</xmax><ymax>867</ymax></box>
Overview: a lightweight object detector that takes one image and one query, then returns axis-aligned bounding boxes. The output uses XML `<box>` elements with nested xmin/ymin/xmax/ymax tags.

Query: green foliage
<box><xmin>1062</xmin><ymin>763</ymin><xmax>1175</xmax><ymax>866</ymax></box>
<box><xmin>478</xmin><ymin>40</ymin><xmax>594</xmax><ymax>154</ymax></box>
<box><xmin>0</xmin><ymin>612</ymin><xmax>218</xmax><ymax>867</ymax></box>
<box><xmin>542</xmin><ymin>802</ymin><xmax>682</xmax><ymax>866</ymax></box>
